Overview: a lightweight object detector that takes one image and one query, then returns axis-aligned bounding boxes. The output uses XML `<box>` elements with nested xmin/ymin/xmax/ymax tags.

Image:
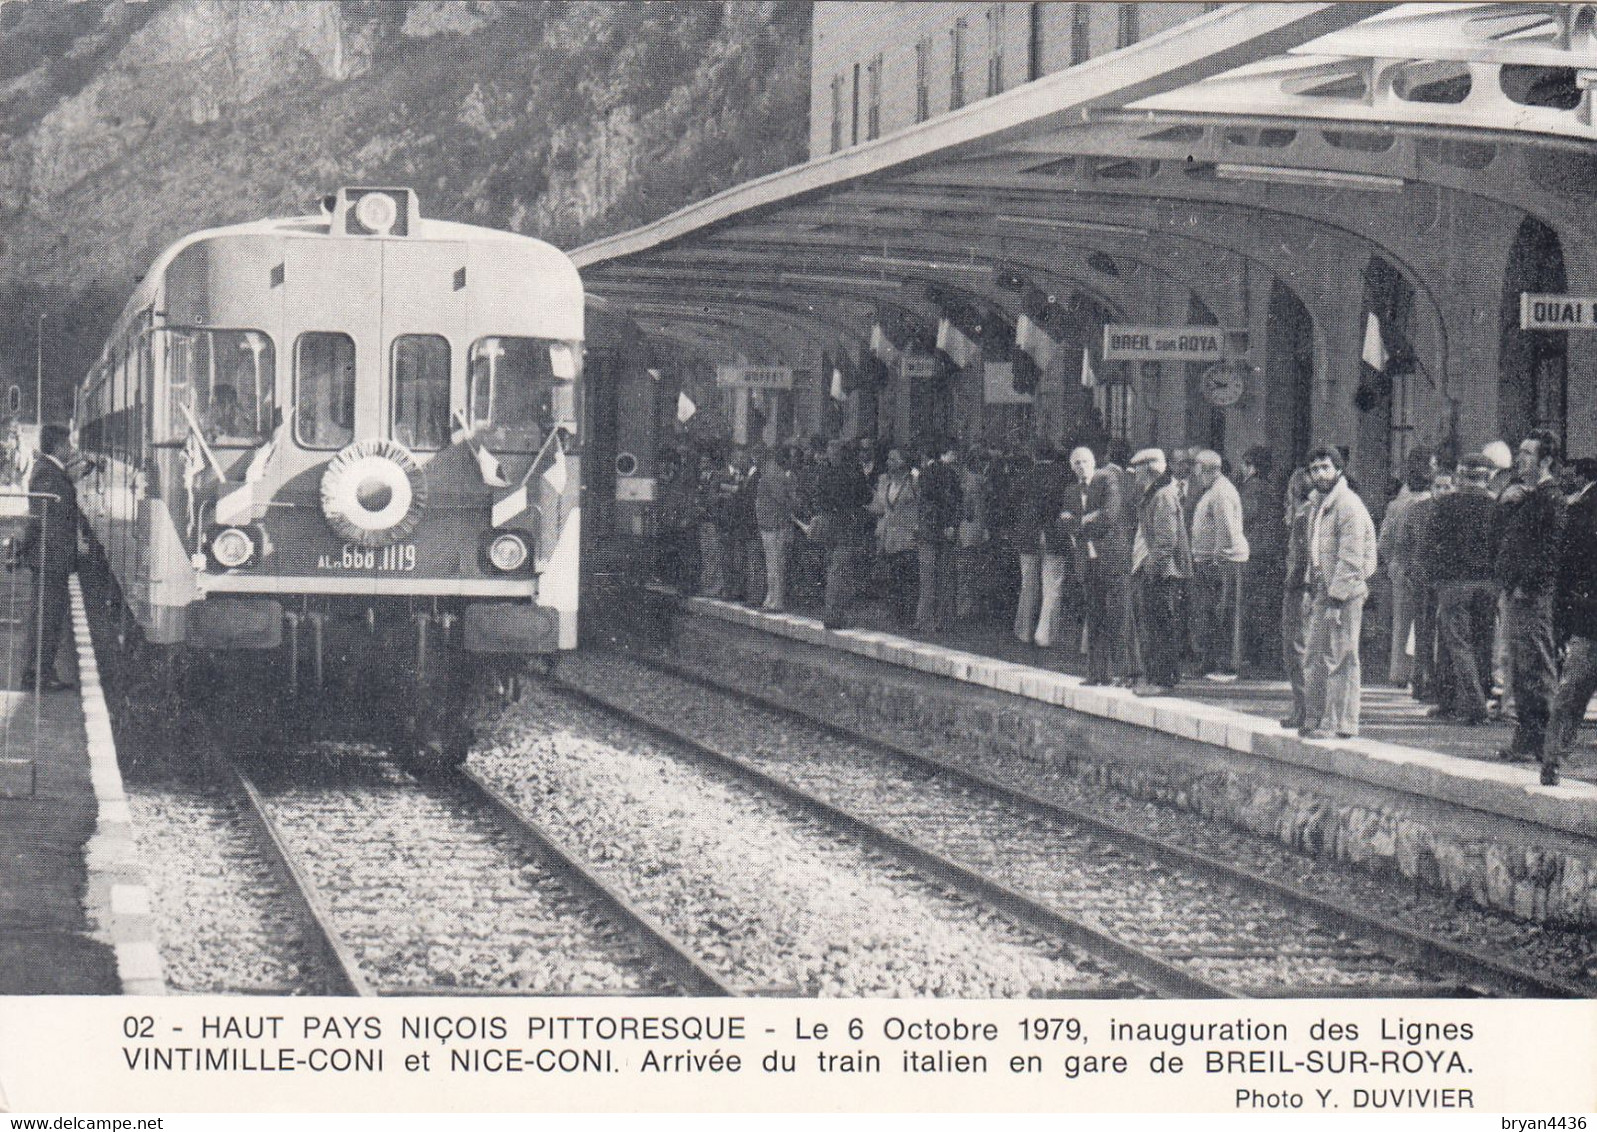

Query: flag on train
<box><xmin>869</xmin><ymin>322</ymin><xmax>900</xmax><ymax>365</ymax></box>
<box><xmin>543</xmin><ymin>441</ymin><xmax>568</xmax><ymax>494</ymax></box>
<box><xmin>453</xmin><ymin>408</ymin><xmax>509</xmax><ymax>486</ymax></box>
<box><xmin>677</xmin><ymin>390</ymin><xmax>697</xmax><ymax>423</ymax></box>
<box><xmin>1080</xmin><ymin>348</ymin><xmax>1097</xmax><ymax>389</ymax></box>
<box><xmin>936</xmin><ymin>318</ymin><xmax>978</xmax><ymax>369</ymax></box>
<box><xmin>830</xmin><ymin>363</ymin><xmax>846</xmax><ymax>402</ymax></box>
<box><xmin>1362</xmin><ymin>311</ymin><xmax>1389</xmax><ymax>372</ymax></box>
<box><xmin>492</xmin><ymin>483</ymin><xmax>528</xmax><ymax>529</ymax></box>
<box><xmin>1014</xmin><ymin>313</ymin><xmax>1057</xmax><ymax>371</ymax></box>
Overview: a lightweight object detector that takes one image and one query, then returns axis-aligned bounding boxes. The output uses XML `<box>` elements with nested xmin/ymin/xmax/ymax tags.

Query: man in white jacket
<box><xmin>1300</xmin><ymin>445</ymin><xmax>1379</xmax><ymax>739</ymax></box>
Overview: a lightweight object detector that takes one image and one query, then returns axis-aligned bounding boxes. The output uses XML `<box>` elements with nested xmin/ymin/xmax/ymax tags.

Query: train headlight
<box><xmin>210</xmin><ymin>527</ymin><xmax>254</xmax><ymax>568</ymax></box>
<box><xmin>354</xmin><ymin>191</ymin><xmax>398</xmax><ymax>235</ymax></box>
<box><xmin>487</xmin><ymin>533</ymin><xmax>529</xmax><ymax>573</ymax></box>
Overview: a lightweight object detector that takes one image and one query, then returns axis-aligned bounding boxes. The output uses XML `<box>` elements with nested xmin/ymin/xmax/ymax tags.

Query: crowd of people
<box><xmin>655</xmin><ymin>426</ymin><xmax>1595</xmax><ymax>785</ymax></box>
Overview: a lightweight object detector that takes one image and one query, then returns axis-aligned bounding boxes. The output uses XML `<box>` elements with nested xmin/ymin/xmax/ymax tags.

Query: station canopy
<box><xmin>574</xmin><ymin>3</ymin><xmax>1597</xmax><ymax>382</ymax></box>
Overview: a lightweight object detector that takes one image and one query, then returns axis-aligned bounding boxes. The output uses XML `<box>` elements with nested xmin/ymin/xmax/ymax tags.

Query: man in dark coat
<box><xmin>817</xmin><ymin>439</ymin><xmax>871</xmax><ymax>630</ymax></box>
<box><xmin>1544</xmin><ymin>457</ymin><xmax>1597</xmax><ymax>784</ymax></box>
<box><xmin>1061</xmin><ymin>446</ymin><xmax>1131</xmax><ymax>684</ymax></box>
<box><xmin>1426</xmin><ymin>455</ymin><xmax>1498</xmax><ymax>724</ymax></box>
<box><xmin>19</xmin><ymin>424</ymin><xmax>81</xmax><ymax>691</ymax></box>
<box><xmin>1495</xmin><ymin>429</ymin><xmax>1568</xmax><ymax>776</ymax></box>
<box><xmin>915</xmin><ymin>440</ymin><xmax>961</xmax><ymax>631</ymax></box>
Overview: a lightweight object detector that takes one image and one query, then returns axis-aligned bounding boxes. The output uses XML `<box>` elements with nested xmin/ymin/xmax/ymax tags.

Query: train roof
<box><xmin>102</xmin><ymin>203</ymin><xmax>580</xmax><ymax>357</ymax></box>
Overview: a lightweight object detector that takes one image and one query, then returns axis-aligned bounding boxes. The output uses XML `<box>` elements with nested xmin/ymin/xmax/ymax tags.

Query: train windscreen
<box><xmin>160</xmin><ymin>328</ymin><xmax>275</xmax><ymax>447</ymax></box>
<box><xmin>468</xmin><ymin>336</ymin><xmax>578</xmax><ymax>452</ymax></box>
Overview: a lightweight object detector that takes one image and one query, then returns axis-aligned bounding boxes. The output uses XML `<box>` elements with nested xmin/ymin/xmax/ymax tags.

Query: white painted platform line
<box><xmin>68</xmin><ymin>574</ymin><xmax>166</xmax><ymax>996</ymax></box>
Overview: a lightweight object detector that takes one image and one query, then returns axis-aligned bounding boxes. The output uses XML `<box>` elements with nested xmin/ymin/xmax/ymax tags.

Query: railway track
<box><xmin>129</xmin><ymin>745</ymin><xmax>733</xmax><ymax>997</ymax></box>
<box><xmin>229</xmin><ymin>753</ymin><xmax>731</xmax><ymax>997</ymax></box>
<box><xmin>554</xmin><ymin>648</ymin><xmax>1589</xmax><ymax>1000</ymax></box>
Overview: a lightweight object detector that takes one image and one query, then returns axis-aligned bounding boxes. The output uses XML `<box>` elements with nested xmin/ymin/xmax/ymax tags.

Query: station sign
<box><xmin>715</xmin><ymin>364</ymin><xmax>793</xmax><ymax>390</ymax></box>
<box><xmin>1520</xmin><ymin>293</ymin><xmax>1597</xmax><ymax>331</ymax></box>
<box><xmin>1103</xmin><ymin>324</ymin><xmax>1244</xmax><ymax>362</ymax></box>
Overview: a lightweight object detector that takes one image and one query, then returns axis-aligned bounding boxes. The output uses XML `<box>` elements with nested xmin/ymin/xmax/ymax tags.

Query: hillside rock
<box><xmin>0</xmin><ymin>0</ymin><xmax>810</xmax><ymax>410</ymax></box>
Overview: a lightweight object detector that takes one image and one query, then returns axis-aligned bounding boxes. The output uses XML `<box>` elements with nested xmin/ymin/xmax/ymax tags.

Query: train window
<box><xmin>390</xmin><ymin>335</ymin><xmax>450</xmax><ymax>451</ymax></box>
<box><xmin>468</xmin><ymin>336</ymin><xmax>578</xmax><ymax>453</ymax></box>
<box><xmin>160</xmin><ymin>328</ymin><xmax>275</xmax><ymax>447</ymax></box>
<box><xmin>294</xmin><ymin>332</ymin><xmax>356</xmax><ymax>450</ymax></box>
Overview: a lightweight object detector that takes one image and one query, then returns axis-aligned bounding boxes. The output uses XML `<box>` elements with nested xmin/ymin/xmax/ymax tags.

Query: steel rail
<box><xmin>548</xmin><ymin>674</ymin><xmax>1236</xmax><ymax>1001</ymax></box>
<box><xmin>228</xmin><ymin>761</ymin><xmax>372</xmax><ymax>996</ymax></box>
<box><xmin>625</xmin><ymin>649</ymin><xmax>1589</xmax><ymax>1000</ymax></box>
<box><xmin>445</xmin><ymin>766</ymin><xmax>741</xmax><ymax>998</ymax></box>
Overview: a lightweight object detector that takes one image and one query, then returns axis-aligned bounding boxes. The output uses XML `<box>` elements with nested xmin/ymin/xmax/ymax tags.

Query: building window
<box><xmin>951</xmin><ymin>18</ymin><xmax>967</xmax><ymax>110</ymax></box>
<box><xmin>1071</xmin><ymin>4</ymin><xmax>1091</xmax><ymax>65</ymax></box>
<box><xmin>1027</xmin><ymin>2</ymin><xmax>1044</xmax><ymax>81</ymax></box>
<box><xmin>1117</xmin><ymin>4</ymin><xmax>1140</xmax><ymax>49</ymax></box>
<box><xmin>850</xmin><ymin>61</ymin><xmax>861</xmax><ymax>146</ymax></box>
<box><xmin>915</xmin><ymin>39</ymin><xmax>931</xmax><ymax>121</ymax></box>
<box><xmin>829</xmin><ymin>74</ymin><xmax>844</xmax><ymax>152</ymax></box>
<box><xmin>866</xmin><ymin>53</ymin><xmax>882</xmax><ymax>139</ymax></box>
<box><xmin>986</xmin><ymin>5</ymin><xmax>1006</xmax><ymax>97</ymax></box>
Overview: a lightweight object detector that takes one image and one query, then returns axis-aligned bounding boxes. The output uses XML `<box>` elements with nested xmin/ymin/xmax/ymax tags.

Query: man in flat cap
<box><xmin>1426</xmin><ymin>453</ymin><xmax>1499</xmax><ymax>725</ymax></box>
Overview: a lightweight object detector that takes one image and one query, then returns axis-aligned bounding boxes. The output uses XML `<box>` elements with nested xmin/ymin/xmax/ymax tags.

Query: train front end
<box><xmin>84</xmin><ymin>188</ymin><xmax>585</xmax><ymax>759</ymax></box>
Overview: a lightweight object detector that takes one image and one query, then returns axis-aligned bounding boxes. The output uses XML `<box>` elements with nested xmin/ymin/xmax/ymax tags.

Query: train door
<box><xmin>381</xmin><ymin>240</ymin><xmax>467</xmax><ymax>456</ymax></box>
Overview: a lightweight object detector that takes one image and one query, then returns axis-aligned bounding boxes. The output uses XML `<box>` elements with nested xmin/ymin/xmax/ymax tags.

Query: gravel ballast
<box><xmin>472</xmin><ymin>685</ymin><xmax>1119</xmax><ymax>996</ymax></box>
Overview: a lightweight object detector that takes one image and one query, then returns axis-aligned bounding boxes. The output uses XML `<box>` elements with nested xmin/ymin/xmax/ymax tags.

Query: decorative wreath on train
<box><xmin>319</xmin><ymin>438</ymin><xmax>428</xmax><ymax>548</ymax></box>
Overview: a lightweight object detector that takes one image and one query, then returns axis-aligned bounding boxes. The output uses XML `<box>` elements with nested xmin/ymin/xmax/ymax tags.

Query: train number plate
<box><xmin>316</xmin><ymin>543</ymin><xmax>418</xmax><ymax>572</ymax></box>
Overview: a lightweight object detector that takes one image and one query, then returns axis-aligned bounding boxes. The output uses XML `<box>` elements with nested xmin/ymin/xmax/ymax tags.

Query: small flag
<box><xmin>936</xmin><ymin>319</ymin><xmax>978</xmax><ymax>369</ymax></box>
<box><xmin>476</xmin><ymin>443</ymin><xmax>508</xmax><ymax>488</ymax></box>
<box><xmin>870</xmin><ymin>322</ymin><xmax>899</xmax><ymax>364</ymax></box>
<box><xmin>492</xmin><ymin>484</ymin><xmax>529</xmax><ymax>528</ymax></box>
<box><xmin>677</xmin><ymin>390</ymin><xmax>697</xmax><ymax>423</ymax></box>
<box><xmin>244</xmin><ymin>424</ymin><xmax>281</xmax><ymax>484</ymax></box>
<box><xmin>1080</xmin><ymin>348</ymin><xmax>1097</xmax><ymax>389</ymax></box>
<box><xmin>830</xmin><ymin>366</ymin><xmax>846</xmax><ymax>402</ymax></box>
<box><xmin>647</xmin><ymin>368</ymin><xmax>662</xmax><ymax>381</ymax></box>
<box><xmin>1015</xmin><ymin>314</ymin><xmax>1057</xmax><ymax>370</ymax></box>
<box><xmin>1362</xmin><ymin>311</ymin><xmax>1389</xmax><ymax>372</ymax></box>
<box><xmin>543</xmin><ymin>442</ymin><xmax>568</xmax><ymax>494</ymax></box>
<box><xmin>213</xmin><ymin>483</ymin><xmax>253</xmax><ymax>526</ymax></box>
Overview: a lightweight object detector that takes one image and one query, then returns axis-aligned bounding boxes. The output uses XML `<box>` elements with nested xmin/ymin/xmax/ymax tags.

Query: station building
<box><xmin>575</xmin><ymin>3</ymin><xmax>1597</xmax><ymax>499</ymax></box>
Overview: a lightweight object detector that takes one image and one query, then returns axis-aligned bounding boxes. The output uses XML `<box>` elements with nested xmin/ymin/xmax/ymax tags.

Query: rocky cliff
<box><xmin>0</xmin><ymin>0</ymin><xmax>810</xmax><ymax>412</ymax></box>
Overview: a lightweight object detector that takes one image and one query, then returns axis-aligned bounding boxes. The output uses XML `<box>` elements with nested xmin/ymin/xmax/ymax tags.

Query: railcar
<box><xmin>74</xmin><ymin>187</ymin><xmax>585</xmax><ymax>760</ymax></box>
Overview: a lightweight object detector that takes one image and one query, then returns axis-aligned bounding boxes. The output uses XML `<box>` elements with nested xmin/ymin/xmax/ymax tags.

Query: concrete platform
<box><xmin>0</xmin><ymin>562</ymin><xmax>158</xmax><ymax>994</ymax></box>
<box><xmin>636</xmin><ymin>588</ymin><xmax>1597</xmax><ymax>928</ymax></box>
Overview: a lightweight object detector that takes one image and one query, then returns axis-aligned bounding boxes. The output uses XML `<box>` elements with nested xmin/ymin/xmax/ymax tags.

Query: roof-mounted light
<box><xmin>354</xmin><ymin>192</ymin><xmax>398</xmax><ymax>235</ymax></box>
<box><xmin>335</xmin><ymin>187</ymin><xmax>419</xmax><ymax>236</ymax></box>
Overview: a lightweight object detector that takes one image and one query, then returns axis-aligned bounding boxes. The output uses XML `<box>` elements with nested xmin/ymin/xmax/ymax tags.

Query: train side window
<box><xmin>468</xmin><ymin>336</ymin><xmax>577</xmax><ymax>453</ymax></box>
<box><xmin>294</xmin><ymin>332</ymin><xmax>356</xmax><ymax>450</ymax></box>
<box><xmin>390</xmin><ymin>334</ymin><xmax>449</xmax><ymax>451</ymax></box>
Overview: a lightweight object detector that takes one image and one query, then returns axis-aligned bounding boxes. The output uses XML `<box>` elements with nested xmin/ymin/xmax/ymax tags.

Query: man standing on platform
<box><xmin>1494</xmin><ymin>429</ymin><xmax>1568</xmax><ymax>779</ymax></box>
<box><xmin>1061</xmin><ymin>446</ymin><xmax>1131</xmax><ymax>685</ymax></box>
<box><xmin>1300</xmin><ymin>445</ymin><xmax>1378</xmax><ymax>739</ymax></box>
<box><xmin>915</xmin><ymin>440</ymin><xmax>961</xmax><ymax>632</ymax></box>
<box><xmin>818</xmin><ymin>439</ymin><xmax>871</xmax><ymax>630</ymax></box>
<box><xmin>1426</xmin><ymin>454</ymin><xmax>1498</xmax><ymax>725</ymax></box>
<box><xmin>1545</xmin><ymin>457</ymin><xmax>1597</xmax><ymax>785</ymax></box>
<box><xmin>1129</xmin><ymin>448</ymin><xmax>1190</xmax><ymax>694</ymax></box>
<box><xmin>1189</xmin><ymin>450</ymin><xmax>1249</xmax><ymax>681</ymax></box>
<box><xmin>18</xmin><ymin>424</ymin><xmax>80</xmax><ymax>692</ymax></box>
